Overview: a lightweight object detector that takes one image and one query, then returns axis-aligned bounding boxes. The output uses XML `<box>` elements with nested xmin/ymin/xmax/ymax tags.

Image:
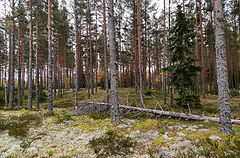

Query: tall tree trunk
<box><xmin>214</xmin><ymin>0</ymin><xmax>233</xmax><ymax>134</ymax></box>
<box><xmin>4</xmin><ymin>64</ymin><xmax>8</xmax><ymax>107</ymax></box>
<box><xmin>35</xmin><ymin>24</ymin><xmax>40</xmax><ymax>110</ymax></box>
<box><xmin>48</xmin><ymin>0</ymin><xmax>53</xmax><ymax>112</ymax></box>
<box><xmin>28</xmin><ymin>0</ymin><xmax>33</xmax><ymax>110</ymax></box>
<box><xmin>9</xmin><ymin>0</ymin><xmax>15</xmax><ymax>108</ymax></box>
<box><xmin>169</xmin><ymin>0</ymin><xmax>173</xmax><ymax>105</ymax></box>
<box><xmin>195</xmin><ymin>0</ymin><xmax>200</xmax><ymax>94</ymax></box>
<box><xmin>108</xmin><ymin>0</ymin><xmax>120</xmax><ymax>124</ymax></box>
<box><xmin>87</xmin><ymin>0</ymin><xmax>94</xmax><ymax>95</ymax></box>
<box><xmin>95</xmin><ymin>8</ymin><xmax>98</xmax><ymax>93</ymax></box>
<box><xmin>200</xmin><ymin>0</ymin><xmax>205</xmax><ymax>95</ymax></box>
<box><xmin>134</xmin><ymin>2</ymin><xmax>139</xmax><ymax>90</ymax></box>
<box><xmin>137</xmin><ymin>0</ymin><xmax>145</xmax><ymax>108</ymax></box>
<box><xmin>103</xmin><ymin>0</ymin><xmax>109</xmax><ymax>103</ymax></box>
<box><xmin>17</xmin><ymin>3</ymin><xmax>22</xmax><ymax>107</ymax></box>
<box><xmin>163</xmin><ymin>0</ymin><xmax>167</xmax><ymax>104</ymax></box>
<box><xmin>74</xmin><ymin>0</ymin><xmax>79</xmax><ymax>106</ymax></box>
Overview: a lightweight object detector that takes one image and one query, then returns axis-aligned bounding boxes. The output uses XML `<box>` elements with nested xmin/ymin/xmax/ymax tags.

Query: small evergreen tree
<box><xmin>164</xmin><ymin>5</ymin><xmax>202</xmax><ymax>109</ymax></box>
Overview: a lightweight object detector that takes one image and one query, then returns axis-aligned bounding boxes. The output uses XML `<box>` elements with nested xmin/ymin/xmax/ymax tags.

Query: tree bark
<box><xmin>17</xmin><ymin>0</ymin><xmax>23</xmax><ymax>106</ymax></box>
<box><xmin>48</xmin><ymin>0</ymin><xmax>53</xmax><ymax>112</ymax></box>
<box><xmin>28</xmin><ymin>0</ymin><xmax>33</xmax><ymax>110</ymax></box>
<box><xmin>163</xmin><ymin>0</ymin><xmax>167</xmax><ymax>104</ymax></box>
<box><xmin>200</xmin><ymin>0</ymin><xmax>205</xmax><ymax>95</ymax></box>
<box><xmin>108</xmin><ymin>0</ymin><xmax>121</xmax><ymax>124</ymax></box>
<box><xmin>74</xmin><ymin>0</ymin><xmax>79</xmax><ymax>106</ymax></box>
<box><xmin>103</xmin><ymin>0</ymin><xmax>109</xmax><ymax>103</ymax></box>
<box><xmin>169</xmin><ymin>0</ymin><xmax>174</xmax><ymax>105</ymax></box>
<box><xmin>35</xmin><ymin>24</ymin><xmax>40</xmax><ymax>110</ymax></box>
<box><xmin>82</xmin><ymin>102</ymin><xmax>240</xmax><ymax>125</ymax></box>
<box><xmin>137</xmin><ymin>0</ymin><xmax>145</xmax><ymax>108</ymax></box>
<box><xmin>9</xmin><ymin>0</ymin><xmax>15</xmax><ymax>108</ymax></box>
<box><xmin>214</xmin><ymin>0</ymin><xmax>233</xmax><ymax>134</ymax></box>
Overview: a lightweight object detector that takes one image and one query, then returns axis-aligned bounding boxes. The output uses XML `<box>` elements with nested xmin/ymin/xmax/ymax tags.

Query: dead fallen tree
<box><xmin>76</xmin><ymin>101</ymin><xmax>240</xmax><ymax>125</ymax></box>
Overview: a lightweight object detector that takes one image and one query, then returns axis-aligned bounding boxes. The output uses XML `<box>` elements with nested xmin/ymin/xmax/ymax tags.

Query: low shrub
<box><xmin>199</xmin><ymin>136</ymin><xmax>240</xmax><ymax>157</ymax></box>
<box><xmin>144</xmin><ymin>90</ymin><xmax>153</xmax><ymax>96</ymax></box>
<box><xmin>0</xmin><ymin>89</ymin><xmax>5</xmax><ymax>106</ymax></box>
<box><xmin>0</xmin><ymin>113</ymin><xmax>42</xmax><ymax>138</ymax></box>
<box><xmin>8</xmin><ymin>122</ymin><xmax>29</xmax><ymax>137</ymax></box>
<box><xmin>104</xmin><ymin>127</ymin><xmax>114</xmax><ymax>135</ymax></box>
<box><xmin>176</xmin><ymin>94</ymin><xmax>202</xmax><ymax>109</ymax></box>
<box><xmin>89</xmin><ymin>130</ymin><xmax>136</xmax><ymax>157</ymax></box>
<box><xmin>20</xmin><ymin>140</ymin><xmax>32</xmax><ymax>150</ymax></box>
<box><xmin>88</xmin><ymin>113</ymin><xmax>110</xmax><ymax>120</ymax></box>
<box><xmin>0</xmin><ymin>117</ymin><xmax>8</xmax><ymax>131</ymax></box>
<box><xmin>56</xmin><ymin>112</ymin><xmax>73</xmax><ymax>123</ymax></box>
<box><xmin>39</xmin><ymin>89</ymin><xmax>47</xmax><ymax>102</ymax></box>
<box><xmin>54</xmin><ymin>99</ymin><xmax>74</xmax><ymax>108</ymax></box>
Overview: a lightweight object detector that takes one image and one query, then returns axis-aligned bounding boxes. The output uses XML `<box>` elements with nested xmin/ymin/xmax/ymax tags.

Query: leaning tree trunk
<box><xmin>47</xmin><ymin>0</ymin><xmax>53</xmax><ymax>112</ymax></box>
<box><xmin>108</xmin><ymin>0</ymin><xmax>121</xmax><ymax>124</ymax></box>
<box><xmin>214</xmin><ymin>0</ymin><xmax>234</xmax><ymax>134</ymax></box>
<box><xmin>28</xmin><ymin>0</ymin><xmax>33</xmax><ymax>110</ymax></box>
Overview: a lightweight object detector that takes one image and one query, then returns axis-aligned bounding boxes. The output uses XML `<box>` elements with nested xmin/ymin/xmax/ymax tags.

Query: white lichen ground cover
<box><xmin>0</xmin><ymin>108</ymin><xmax>239</xmax><ymax>158</ymax></box>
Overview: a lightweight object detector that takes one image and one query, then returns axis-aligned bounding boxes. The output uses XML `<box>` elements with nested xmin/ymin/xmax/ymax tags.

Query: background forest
<box><xmin>0</xmin><ymin>0</ymin><xmax>240</xmax><ymax>157</ymax></box>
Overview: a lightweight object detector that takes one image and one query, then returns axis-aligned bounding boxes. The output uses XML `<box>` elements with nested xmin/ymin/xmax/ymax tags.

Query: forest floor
<box><xmin>0</xmin><ymin>88</ymin><xmax>240</xmax><ymax>158</ymax></box>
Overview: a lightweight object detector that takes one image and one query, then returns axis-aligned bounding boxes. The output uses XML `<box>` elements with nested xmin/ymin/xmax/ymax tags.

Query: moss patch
<box><xmin>133</xmin><ymin>119</ymin><xmax>160</xmax><ymax>132</ymax></box>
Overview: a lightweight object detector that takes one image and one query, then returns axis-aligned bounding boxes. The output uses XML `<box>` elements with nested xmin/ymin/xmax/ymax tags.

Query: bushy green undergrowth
<box><xmin>89</xmin><ymin>128</ymin><xmax>136</xmax><ymax>157</ymax></box>
<box><xmin>144</xmin><ymin>90</ymin><xmax>153</xmax><ymax>96</ymax></box>
<box><xmin>8</xmin><ymin>122</ymin><xmax>29</xmax><ymax>137</ymax></box>
<box><xmin>55</xmin><ymin>112</ymin><xmax>73</xmax><ymax>123</ymax></box>
<box><xmin>199</xmin><ymin>136</ymin><xmax>240</xmax><ymax>158</ymax></box>
<box><xmin>0</xmin><ymin>88</ymin><xmax>5</xmax><ymax>106</ymax></box>
<box><xmin>0</xmin><ymin>113</ymin><xmax>42</xmax><ymax>138</ymax></box>
<box><xmin>88</xmin><ymin>113</ymin><xmax>110</xmax><ymax>120</ymax></box>
<box><xmin>39</xmin><ymin>89</ymin><xmax>47</xmax><ymax>103</ymax></box>
<box><xmin>20</xmin><ymin>140</ymin><xmax>32</xmax><ymax>150</ymax></box>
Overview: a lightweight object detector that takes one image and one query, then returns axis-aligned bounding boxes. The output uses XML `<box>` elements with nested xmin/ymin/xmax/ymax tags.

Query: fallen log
<box><xmin>81</xmin><ymin>102</ymin><xmax>240</xmax><ymax>125</ymax></box>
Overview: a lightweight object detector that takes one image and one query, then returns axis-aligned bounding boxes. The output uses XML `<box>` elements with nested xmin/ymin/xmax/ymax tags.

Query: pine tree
<box><xmin>102</xmin><ymin>0</ymin><xmax>109</xmax><ymax>103</ymax></box>
<box><xmin>48</xmin><ymin>0</ymin><xmax>53</xmax><ymax>112</ymax></box>
<box><xmin>214</xmin><ymin>0</ymin><xmax>234</xmax><ymax>134</ymax></box>
<box><xmin>108</xmin><ymin>0</ymin><xmax>121</xmax><ymax>124</ymax></box>
<box><xmin>28</xmin><ymin>0</ymin><xmax>33</xmax><ymax>110</ymax></box>
<box><xmin>164</xmin><ymin>5</ymin><xmax>201</xmax><ymax>109</ymax></box>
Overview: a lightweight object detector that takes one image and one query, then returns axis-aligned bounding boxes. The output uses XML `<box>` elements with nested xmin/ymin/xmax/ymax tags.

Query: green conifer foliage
<box><xmin>164</xmin><ymin>5</ymin><xmax>202</xmax><ymax>109</ymax></box>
